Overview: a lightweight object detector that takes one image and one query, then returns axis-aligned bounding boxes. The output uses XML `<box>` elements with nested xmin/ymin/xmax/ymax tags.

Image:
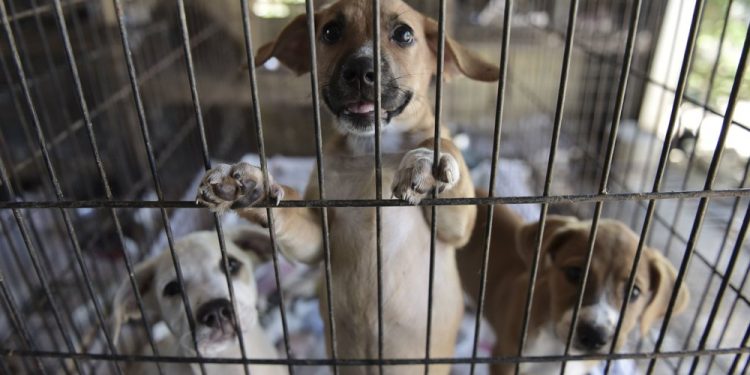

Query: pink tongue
<box><xmin>347</xmin><ymin>102</ymin><xmax>375</xmax><ymax>114</ymax></box>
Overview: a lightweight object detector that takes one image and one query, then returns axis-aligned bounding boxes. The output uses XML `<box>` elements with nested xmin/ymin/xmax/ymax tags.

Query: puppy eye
<box><xmin>162</xmin><ymin>280</ymin><xmax>182</xmax><ymax>297</ymax></box>
<box><xmin>628</xmin><ymin>285</ymin><xmax>641</xmax><ymax>301</ymax></box>
<box><xmin>563</xmin><ymin>266</ymin><xmax>582</xmax><ymax>284</ymax></box>
<box><xmin>391</xmin><ymin>24</ymin><xmax>414</xmax><ymax>46</ymax></box>
<box><xmin>222</xmin><ymin>256</ymin><xmax>243</xmax><ymax>276</ymax></box>
<box><xmin>321</xmin><ymin>22</ymin><xmax>342</xmax><ymax>44</ymax></box>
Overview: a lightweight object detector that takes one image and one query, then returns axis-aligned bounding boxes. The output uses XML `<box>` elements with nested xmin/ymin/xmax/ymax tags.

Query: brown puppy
<box><xmin>196</xmin><ymin>1</ymin><xmax>500</xmax><ymax>374</ymax></box>
<box><xmin>458</xmin><ymin>201</ymin><xmax>689</xmax><ymax>375</ymax></box>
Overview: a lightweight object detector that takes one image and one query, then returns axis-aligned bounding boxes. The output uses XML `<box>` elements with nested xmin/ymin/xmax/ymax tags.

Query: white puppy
<box><xmin>112</xmin><ymin>227</ymin><xmax>288</xmax><ymax>375</ymax></box>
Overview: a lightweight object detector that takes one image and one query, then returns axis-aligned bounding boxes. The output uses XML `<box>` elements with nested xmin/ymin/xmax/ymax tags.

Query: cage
<box><xmin>0</xmin><ymin>0</ymin><xmax>748</xmax><ymax>374</ymax></box>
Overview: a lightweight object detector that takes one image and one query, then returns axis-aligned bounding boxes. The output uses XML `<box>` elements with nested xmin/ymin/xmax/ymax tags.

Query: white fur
<box><xmin>521</xmin><ymin>324</ymin><xmax>598</xmax><ymax>375</ymax></box>
<box><xmin>114</xmin><ymin>230</ymin><xmax>287</xmax><ymax>375</ymax></box>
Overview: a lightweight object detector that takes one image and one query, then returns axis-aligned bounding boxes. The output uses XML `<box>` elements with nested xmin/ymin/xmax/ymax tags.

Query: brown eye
<box><xmin>162</xmin><ymin>280</ymin><xmax>182</xmax><ymax>297</ymax></box>
<box><xmin>563</xmin><ymin>266</ymin><xmax>582</xmax><ymax>284</ymax></box>
<box><xmin>392</xmin><ymin>24</ymin><xmax>414</xmax><ymax>46</ymax></box>
<box><xmin>222</xmin><ymin>256</ymin><xmax>243</xmax><ymax>276</ymax></box>
<box><xmin>322</xmin><ymin>22</ymin><xmax>342</xmax><ymax>44</ymax></box>
<box><xmin>628</xmin><ymin>285</ymin><xmax>641</xmax><ymax>301</ymax></box>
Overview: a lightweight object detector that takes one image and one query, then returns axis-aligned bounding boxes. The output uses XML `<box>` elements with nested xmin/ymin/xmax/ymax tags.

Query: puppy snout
<box><xmin>197</xmin><ymin>299</ymin><xmax>234</xmax><ymax>329</ymax></box>
<box><xmin>341</xmin><ymin>56</ymin><xmax>375</xmax><ymax>88</ymax></box>
<box><xmin>576</xmin><ymin>322</ymin><xmax>611</xmax><ymax>351</ymax></box>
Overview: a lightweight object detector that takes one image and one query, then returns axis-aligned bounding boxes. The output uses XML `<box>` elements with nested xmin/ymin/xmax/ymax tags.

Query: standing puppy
<box><xmin>112</xmin><ymin>228</ymin><xmax>287</xmax><ymax>375</ymax></box>
<box><xmin>196</xmin><ymin>1</ymin><xmax>500</xmax><ymax>374</ymax></box>
<box><xmin>458</xmin><ymin>202</ymin><xmax>689</xmax><ymax>375</ymax></box>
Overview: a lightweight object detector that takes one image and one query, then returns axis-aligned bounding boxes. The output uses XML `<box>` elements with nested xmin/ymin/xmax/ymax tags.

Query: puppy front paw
<box><xmin>196</xmin><ymin>162</ymin><xmax>284</xmax><ymax>213</ymax></box>
<box><xmin>391</xmin><ymin>148</ymin><xmax>459</xmax><ymax>204</ymax></box>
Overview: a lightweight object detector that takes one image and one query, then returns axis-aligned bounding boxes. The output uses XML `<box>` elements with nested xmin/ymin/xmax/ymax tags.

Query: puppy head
<box><xmin>517</xmin><ymin>217</ymin><xmax>689</xmax><ymax>352</ymax></box>
<box><xmin>111</xmin><ymin>227</ymin><xmax>273</xmax><ymax>356</ymax></box>
<box><xmin>255</xmin><ymin>0</ymin><xmax>499</xmax><ymax>135</ymax></box>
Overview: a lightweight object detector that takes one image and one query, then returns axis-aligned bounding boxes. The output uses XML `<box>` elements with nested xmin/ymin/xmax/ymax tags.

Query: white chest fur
<box><xmin>520</xmin><ymin>324</ymin><xmax>597</xmax><ymax>375</ymax></box>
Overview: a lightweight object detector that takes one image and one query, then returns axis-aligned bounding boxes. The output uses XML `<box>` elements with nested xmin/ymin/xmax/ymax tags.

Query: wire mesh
<box><xmin>0</xmin><ymin>0</ymin><xmax>748</xmax><ymax>374</ymax></box>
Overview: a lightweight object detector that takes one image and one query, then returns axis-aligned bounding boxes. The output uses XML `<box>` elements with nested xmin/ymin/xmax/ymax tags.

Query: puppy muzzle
<box><xmin>574</xmin><ymin>321</ymin><xmax>614</xmax><ymax>352</ymax></box>
<box><xmin>323</xmin><ymin>50</ymin><xmax>412</xmax><ymax>133</ymax></box>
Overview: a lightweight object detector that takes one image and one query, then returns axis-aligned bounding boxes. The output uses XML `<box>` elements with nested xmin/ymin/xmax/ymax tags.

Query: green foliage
<box><xmin>686</xmin><ymin>0</ymin><xmax>749</xmax><ymax>109</ymax></box>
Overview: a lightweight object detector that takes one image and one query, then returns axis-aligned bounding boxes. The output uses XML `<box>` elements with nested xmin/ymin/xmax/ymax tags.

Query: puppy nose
<box><xmin>341</xmin><ymin>56</ymin><xmax>375</xmax><ymax>87</ymax></box>
<box><xmin>576</xmin><ymin>322</ymin><xmax>610</xmax><ymax>351</ymax></box>
<box><xmin>196</xmin><ymin>299</ymin><xmax>234</xmax><ymax>329</ymax></box>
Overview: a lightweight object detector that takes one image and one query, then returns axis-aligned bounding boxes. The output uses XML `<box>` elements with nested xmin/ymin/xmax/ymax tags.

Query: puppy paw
<box><xmin>196</xmin><ymin>162</ymin><xmax>284</xmax><ymax>213</ymax></box>
<box><xmin>391</xmin><ymin>148</ymin><xmax>459</xmax><ymax>204</ymax></box>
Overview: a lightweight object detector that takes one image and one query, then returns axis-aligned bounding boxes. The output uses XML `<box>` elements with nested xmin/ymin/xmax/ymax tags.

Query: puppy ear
<box><xmin>223</xmin><ymin>226</ymin><xmax>274</xmax><ymax>267</ymax></box>
<box><xmin>111</xmin><ymin>256</ymin><xmax>160</xmax><ymax>345</ymax></box>
<box><xmin>423</xmin><ymin>18</ymin><xmax>500</xmax><ymax>82</ymax></box>
<box><xmin>515</xmin><ymin>215</ymin><xmax>578</xmax><ymax>267</ymax></box>
<box><xmin>255</xmin><ymin>14</ymin><xmax>312</xmax><ymax>75</ymax></box>
<box><xmin>640</xmin><ymin>248</ymin><xmax>689</xmax><ymax>335</ymax></box>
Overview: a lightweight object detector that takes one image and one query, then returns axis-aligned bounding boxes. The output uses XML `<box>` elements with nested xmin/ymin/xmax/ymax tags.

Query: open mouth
<box><xmin>343</xmin><ymin>101</ymin><xmax>386</xmax><ymax>117</ymax></box>
<box><xmin>333</xmin><ymin>92</ymin><xmax>413</xmax><ymax>128</ymax></box>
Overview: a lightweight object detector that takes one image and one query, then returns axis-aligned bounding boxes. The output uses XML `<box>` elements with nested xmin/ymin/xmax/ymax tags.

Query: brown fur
<box><xmin>458</xmin><ymin>195</ymin><xmax>689</xmax><ymax>375</ymax></box>
<box><xmin>196</xmin><ymin>1</ymin><xmax>500</xmax><ymax>374</ymax></box>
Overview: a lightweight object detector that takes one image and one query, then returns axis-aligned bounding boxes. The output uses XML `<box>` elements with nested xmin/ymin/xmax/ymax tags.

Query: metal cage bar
<box><xmin>0</xmin><ymin>0</ymin><xmax>749</xmax><ymax>373</ymax></box>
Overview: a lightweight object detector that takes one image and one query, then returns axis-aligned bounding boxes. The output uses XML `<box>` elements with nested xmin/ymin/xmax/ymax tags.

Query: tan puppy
<box><xmin>458</xmin><ymin>201</ymin><xmax>689</xmax><ymax>375</ymax></box>
<box><xmin>112</xmin><ymin>228</ymin><xmax>287</xmax><ymax>375</ymax></box>
<box><xmin>195</xmin><ymin>1</ymin><xmax>499</xmax><ymax>374</ymax></box>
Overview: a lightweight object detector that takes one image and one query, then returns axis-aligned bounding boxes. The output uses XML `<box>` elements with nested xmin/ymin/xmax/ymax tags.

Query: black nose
<box><xmin>576</xmin><ymin>322</ymin><xmax>609</xmax><ymax>350</ymax></box>
<box><xmin>196</xmin><ymin>299</ymin><xmax>234</xmax><ymax>329</ymax></box>
<box><xmin>341</xmin><ymin>56</ymin><xmax>375</xmax><ymax>88</ymax></box>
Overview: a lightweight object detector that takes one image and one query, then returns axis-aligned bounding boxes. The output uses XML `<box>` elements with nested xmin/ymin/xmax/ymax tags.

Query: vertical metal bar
<box><xmin>48</xmin><ymin>1</ymin><xmax>162</xmax><ymax>374</ymax></box>
<box><xmin>49</xmin><ymin>3</ymin><xmax>128</xmax><ymax>373</ymax></box>
<box><xmin>664</xmin><ymin>0</ymin><xmax>734</xmax><ymax>261</ymax></box>
<box><xmin>680</xmin><ymin>156</ymin><xmax>749</xmax><ymax>369</ymax></box>
<box><xmin>688</xmin><ymin>205</ymin><xmax>750</xmax><ymax>373</ymax></box>
<box><xmin>0</xmin><ymin>266</ymin><xmax>47</xmax><ymax>374</ymax></box>
<box><xmin>4</xmin><ymin>1</ymin><xmax>97</xmax><ymax>332</ymax></box>
<box><xmin>0</xmin><ymin>214</ymin><xmax>61</xmax><ymax>351</ymax></box>
<box><xmin>0</xmin><ymin>2</ymin><xmax>87</xmax><ymax>373</ymax></box>
<box><xmin>574</xmin><ymin>0</ymin><xmax>608</xmax><ymax>195</ymax></box>
<box><xmin>304</xmin><ymin>1</ymin><xmax>338</xmax><ymax>373</ymax></box>
<box><xmin>515</xmin><ymin>1</ymin><xmax>579</xmax><ymax>373</ymax></box>
<box><xmin>371</xmin><ymin>0</ymin><xmax>384</xmax><ymax>373</ymax></box>
<box><xmin>706</xmin><ymin>221</ymin><xmax>750</xmax><ymax>372</ymax></box>
<box><xmin>10</xmin><ymin>209</ymin><xmax>83</xmax><ymax>374</ymax></box>
<box><xmin>628</xmin><ymin>0</ymin><xmax>688</xmax><ymax>230</ymax></box>
<box><xmin>559</xmin><ymin>1</ymin><xmax>642</xmax><ymax>373</ymax></box>
<box><xmin>425</xmin><ymin>0</ymin><xmax>447</xmax><ymax>373</ymax></box>
<box><xmin>646</xmin><ymin>15</ymin><xmax>747</xmax><ymax>375</ymax></box>
<box><xmin>602</xmin><ymin>0</ymin><xmax>707</xmax><ymax>371</ymax></box>
<box><xmin>4</xmin><ymin>0</ymin><xmax>78</xmax><ymax>198</ymax></box>
<box><xmin>469</xmin><ymin>1</ymin><xmax>512</xmax><ymax>374</ymax></box>
<box><xmin>238</xmin><ymin>1</ymin><xmax>294</xmax><ymax>373</ymax></box>
<box><xmin>173</xmin><ymin>1</ymin><xmax>250</xmax><ymax>374</ymax></box>
<box><xmin>579</xmin><ymin>0</ymin><xmax>630</xmax><ymax>194</ymax></box>
<box><xmin>110</xmin><ymin>0</ymin><xmax>207</xmax><ymax>373</ymax></box>
<box><xmin>729</xmin><ymin>322</ymin><xmax>750</xmax><ymax>373</ymax></box>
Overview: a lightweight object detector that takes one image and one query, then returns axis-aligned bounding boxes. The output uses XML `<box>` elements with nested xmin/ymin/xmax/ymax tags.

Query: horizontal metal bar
<box><xmin>2</xmin><ymin>346</ymin><xmax>749</xmax><ymax>366</ymax></box>
<box><xmin>9</xmin><ymin>25</ymin><xmax>220</xmax><ymax>175</ymax></box>
<box><xmin>1</xmin><ymin>189</ymin><xmax>748</xmax><ymax>209</ymax></box>
<box><xmin>529</xmin><ymin>22</ymin><xmax>750</xmax><ymax>133</ymax></box>
<box><xmin>0</xmin><ymin>0</ymin><xmax>85</xmax><ymax>25</ymax></box>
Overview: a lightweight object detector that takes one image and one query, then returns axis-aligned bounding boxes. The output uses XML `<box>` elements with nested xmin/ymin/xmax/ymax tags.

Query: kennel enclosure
<box><xmin>0</xmin><ymin>0</ymin><xmax>749</xmax><ymax>374</ymax></box>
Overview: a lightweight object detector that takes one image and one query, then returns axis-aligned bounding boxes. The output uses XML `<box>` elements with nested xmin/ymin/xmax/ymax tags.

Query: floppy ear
<box><xmin>111</xmin><ymin>256</ymin><xmax>160</xmax><ymax>345</ymax></box>
<box><xmin>515</xmin><ymin>215</ymin><xmax>578</xmax><ymax>267</ymax></box>
<box><xmin>640</xmin><ymin>248</ymin><xmax>690</xmax><ymax>335</ymax></box>
<box><xmin>423</xmin><ymin>17</ymin><xmax>500</xmax><ymax>82</ymax></box>
<box><xmin>223</xmin><ymin>226</ymin><xmax>274</xmax><ymax>268</ymax></box>
<box><xmin>255</xmin><ymin>14</ymin><xmax>313</xmax><ymax>75</ymax></box>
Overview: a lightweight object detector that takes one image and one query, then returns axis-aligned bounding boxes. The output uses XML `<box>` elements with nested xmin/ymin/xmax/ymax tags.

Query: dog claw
<box><xmin>196</xmin><ymin>162</ymin><xmax>283</xmax><ymax>211</ymax></box>
<box><xmin>391</xmin><ymin>148</ymin><xmax>460</xmax><ymax>204</ymax></box>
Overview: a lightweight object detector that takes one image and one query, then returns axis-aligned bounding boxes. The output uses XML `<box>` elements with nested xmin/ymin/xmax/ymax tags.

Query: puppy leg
<box><xmin>196</xmin><ymin>162</ymin><xmax>323</xmax><ymax>263</ymax></box>
<box><xmin>391</xmin><ymin>139</ymin><xmax>476</xmax><ymax>247</ymax></box>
